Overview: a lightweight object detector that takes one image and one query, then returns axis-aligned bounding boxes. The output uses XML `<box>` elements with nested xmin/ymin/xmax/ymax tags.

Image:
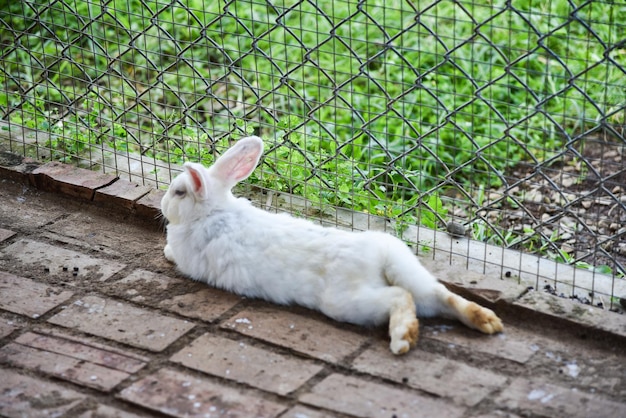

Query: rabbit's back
<box><xmin>166</xmin><ymin>201</ymin><xmax>389</xmax><ymax>309</ymax></box>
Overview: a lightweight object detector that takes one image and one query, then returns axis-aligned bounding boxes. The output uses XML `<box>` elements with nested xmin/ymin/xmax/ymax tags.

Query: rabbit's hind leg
<box><xmin>388</xmin><ymin>288</ymin><xmax>419</xmax><ymax>355</ymax></box>
<box><xmin>437</xmin><ymin>285</ymin><xmax>503</xmax><ymax>334</ymax></box>
<box><xmin>321</xmin><ymin>286</ymin><xmax>418</xmax><ymax>355</ymax></box>
<box><xmin>372</xmin><ymin>232</ymin><xmax>502</xmax><ymax>335</ymax></box>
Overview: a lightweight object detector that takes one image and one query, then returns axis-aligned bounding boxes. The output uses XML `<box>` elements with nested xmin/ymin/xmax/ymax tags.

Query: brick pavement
<box><xmin>0</xmin><ymin>154</ymin><xmax>625</xmax><ymax>417</ymax></box>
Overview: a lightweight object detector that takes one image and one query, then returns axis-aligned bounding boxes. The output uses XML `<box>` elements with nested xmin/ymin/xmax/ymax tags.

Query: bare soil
<box><xmin>484</xmin><ymin>135</ymin><xmax>625</xmax><ymax>273</ymax></box>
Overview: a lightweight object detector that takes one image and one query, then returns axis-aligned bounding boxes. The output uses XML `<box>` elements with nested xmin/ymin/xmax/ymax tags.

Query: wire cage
<box><xmin>1</xmin><ymin>0</ymin><xmax>625</xmax><ymax>309</ymax></box>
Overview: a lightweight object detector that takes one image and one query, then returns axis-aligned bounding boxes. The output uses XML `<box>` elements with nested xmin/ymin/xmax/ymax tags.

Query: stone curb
<box><xmin>0</xmin><ymin>151</ymin><xmax>163</xmax><ymax>221</ymax></box>
<box><xmin>0</xmin><ymin>150</ymin><xmax>624</xmax><ymax>343</ymax></box>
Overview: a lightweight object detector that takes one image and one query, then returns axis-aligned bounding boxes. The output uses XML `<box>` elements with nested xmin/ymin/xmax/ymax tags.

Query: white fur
<box><xmin>161</xmin><ymin>136</ymin><xmax>502</xmax><ymax>354</ymax></box>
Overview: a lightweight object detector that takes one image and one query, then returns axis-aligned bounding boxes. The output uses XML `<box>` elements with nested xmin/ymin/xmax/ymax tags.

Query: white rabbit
<box><xmin>161</xmin><ymin>136</ymin><xmax>503</xmax><ymax>355</ymax></box>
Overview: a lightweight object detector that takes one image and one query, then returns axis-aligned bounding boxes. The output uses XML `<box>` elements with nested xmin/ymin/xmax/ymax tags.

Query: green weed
<box><xmin>1</xmin><ymin>0</ymin><xmax>624</xmax><ymax>271</ymax></box>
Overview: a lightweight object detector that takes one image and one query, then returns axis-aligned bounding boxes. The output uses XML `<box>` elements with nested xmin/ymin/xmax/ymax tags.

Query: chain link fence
<box><xmin>1</xmin><ymin>1</ymin><xmax>625</xmax><ymax>309</ymax></box>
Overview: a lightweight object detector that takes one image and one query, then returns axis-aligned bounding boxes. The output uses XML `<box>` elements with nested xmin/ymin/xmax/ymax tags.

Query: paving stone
<box><xmin>0</xmin><ymin>331</ymin><xmax>148</xmax><ymax>391</ymax></box>
<box><xmin>40</xmin><ymin>230</ymin><xmax>122</xmax><ymax>258</ymax></box>
<box><xmin>0</xmin><ymin>342</ymin><xmax>130</xmax><ymax>392</ymax></box>
<box><xmin>116</xmin><ymin>269</ymin><xmax>185</xmax><ymax>302</ymax></box>
<box><xmin>0</xmin><ymin>227</ymin><xmax>16</xmax><ymax>242</ymax></box>
<box><xmin>422</xmin><ymin>258</ymin><xmax>528</xmax><ymax>303</ymax></box>
<box><xmin>469</xmin><ymin>412</ymin><xmax>522</xmax><ymax>418</ymax></box>
<box><xmin>514</xmin><ymin>290</ymin><xmax>626</xmax><ymax>339</ymax></box>
<box><xmin>1</xmin><ymin>239</ymin><xmax>126</xmax><ymax>282</ymax></box>
<box><xmin>221</xmin><ymin>307</ymin><xmax>368</xmax><ymax>363</ymax></box>
<box><xmin>137</xmin><ymin>250</ymin><xmax>180</xmax><ymax>276</ymax></box>
<box><xmin>171</xmin><ymin>333</ymin><xmax>323</xmax><ymax>396</ymax></box>
<box><xmin>495</xmin><ymin>378</ymin><xmax>626</xmax><ymax>417</ymax></box>
<box><xmin>118</xmin><ymin>368</ymin><xmax>287</xmax><ymax>418</ymax></box>
<box><xmin>0</xmin><ymin>151</ymin><xmax>38</xmax><ymax>182</ymax></box>
<box><xmin>94</xmin><ymin>178</ymin><xmax>152</xmax><ymax>209</ymax></box>
<box><xmin>422</xmin><ymin>322</ymin><xmax>538</xmax><ymax>364</ymax></box>
<box><xmin>45</xmin><ymin>214</ymin><xmax>163</xmax><ymax>258</ymax></box>
<box><xmin>0</xmin><ymin>153</ymin><xmax>42</xmax><ymax>185</ymax></box>
<box><xmin>76</xmin><ymin>404</ymin><xmax>147</xmax><ymax>418</ymax></box>
<box><xmin>31</xmin><ymin>161</ymin><xmax>117</xmax><ymax>200</ymax></box>
<box><xmin>159</xmin><ymin>287</ymin><xmax>243</xmax><ymax>321</ymax></box>
<box><xmin>0</xmin><ymin>369</ymin><xmax>86</xmax><ymax>417</ymax></box>
<box><xmin>300</xmin><ymin>374</ymin><xmax>466</xmax><ymax>418</ymax></box>
<box><xmin>135</xmin><ymin>188</ymin><xmax>165</xmax><ymax>220</ymax></box>
<box><xmin>0</xmin><ymin>317</ymin><xmax>17</xmax><ymax>338</ymax></box>
<box><xmin>48</xmin><ymin>295</ymin><xmax>194</xmax><ymax>351</ymax></box>
<box><xmin>0</xmin><ymin>180</ymin><xmax>65</xmax><ymax>228</ymax></box>
<box><xmin>352</xmin><ymin>341</ymin><xmax>507</xmax><ymax>406</ymax></box>
<box><xmin>114</xmin><ymin>270</ymin><xmax>242</xmax><ymax>320</ymax></box>
<box><xmin>281</xmin><ymin>405</ymin><xmax>339</xmax><ymax>418</ymax></box>
<box><xmin>0</xmin><ymin>271</ymin><xmax>74</xmax><ymax>318</ymax></box>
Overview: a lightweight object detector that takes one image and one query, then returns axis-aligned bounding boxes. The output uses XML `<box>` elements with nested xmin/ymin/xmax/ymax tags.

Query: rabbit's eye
<box><xmin>174</xmin><ymin>189</ymin><xmax>186</xmax><ymax>197</ymax></box>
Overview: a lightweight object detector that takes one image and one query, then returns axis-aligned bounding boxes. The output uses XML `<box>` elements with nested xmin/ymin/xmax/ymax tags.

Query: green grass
<box><xmin>1</xmin><ymin>1</ymin><xmax>625</xmax><ymax>261</ymax></box>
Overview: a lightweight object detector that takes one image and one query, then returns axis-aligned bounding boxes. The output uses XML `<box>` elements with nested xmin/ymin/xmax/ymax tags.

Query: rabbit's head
<box><xmin>161</xmin><ymin>136</ymin><xmax>264</xmax><ymax>225</ymax></box>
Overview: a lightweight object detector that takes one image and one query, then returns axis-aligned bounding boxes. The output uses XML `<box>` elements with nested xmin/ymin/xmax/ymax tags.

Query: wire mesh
<box><xmin>1</xmin><ymin>0</ymin><xmax>625</xmax><ymax>309</ymax></box>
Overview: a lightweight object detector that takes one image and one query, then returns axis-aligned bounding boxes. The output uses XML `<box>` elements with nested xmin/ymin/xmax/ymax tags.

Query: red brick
<box><xmin>117</xmin><ymin>269</ymin><xmax>185</xmax><ymax>303</ymax></box>
<box><xmin>281</xmin><ymin>406</ymin><xmax>336</xmax><ymax>418</ymax></box>
<box><xmin>0</xmin><ymin>369</ymin><xmax>86</xmax><ymax>416</ymax></box>
<box><xmin>45</xmin><ymin>214</ymin><xmax>163</xmax><ymax>258</ymax></box>
<box><xmin>135</xmin><ymin>188</ymin><xmax>165</xmax><ymax>219</ymax></box>
<box><xmin>221</xmin><ymin>307</ymin><xmax>368</xmax><ymax>363</ymax></box>
<box><xmin>94</xmin><ymin>178</ymin><xmax>152</xmax><ymax>209</ymax></box>
<box><xmin>48</xmin><ymin>295</ymin><xmax>195</xmax><ymax>351</ymax></box>
<box><xmin>0</xmin><ymin>228</ymin><xmax>16</xmax><ymax>242</ymax></box>
<box><xmin>422</xmin><ymin>322</ymin><xmax>537</xmax><ymax>364</ymax></box>
<box><xmin>495</xmin><ymin>378</ymin><xmax>626</xmax><ymax>417</ymax></box>
<box><xmin>0</xmin><ymin>151</ymin><xmax>40</xmax><ymax>182</ymax></box>
<box><xmin>16</xmin><ymin>330</ymin><xmax>147</xmax><ymax>372</ymax></box>
<box><xmin>76</xmin><ymin>404</ymin><xmax>146</xmax><ymax>418</ymax></box>
<box><xmin>118</xmin><ymin>368</ymin><xmax>287</xmax><ymax>418</ymax></box>
<box><xmin>159</xmin><ymin>288</ymin><xmax>243</xmax><ymax>321</ymax></box>
<box><xmin>0</xmin><ymin>181</ymin><xmax>66</xmax><ymax>228</ymax></box>
<box><xmin>114</xmin><ymin>270</ymin><xmax>242</xmax><ymax>320</ymax></box>
<box><xmin>514</xmin><ymin>291</ymin><xmax>626</xmax><ymax>340</ymax></box>
<box><xmin>170</xmin><ymin>333</ymin><xmax>323</xmax><ymax>395</ymax></box>
<box><xmin>0</xmin><ymin>317</ymin><xmax>17</xmax><ymax>338</ymax></box>
<box><xmin>2</xmin><ymin>239</ymin><xmax>126</xmax><ymax>282</ymax></box>
<box><xmin>31</xmin><ymin>161</ymin><xmax>117</xmax><ymax>200</ymax></box>
<box><xmin>300</xmin><ymin>374</ymin><xmax>466</xmax><ymax>418</ymax></box>
<box><xmin>352</xmin><ymin>341</ymin><xmax>507</xmax><ymax>406</ymax></box>
<box><xmin>0</xmin><ymin>271</ymin><xmax>74</xmax><ymax>318</ymax></box>
<box><xmin>421</xmin><ymin>258</ymin><xmax>528</xmax><ymax>303</ymax></box>
<box><xmin>470</xmin><ymin>412</ymin><xmax>523</xmax><ymax>418</ymax></box>
<box><xmin>0</xmin><ymin>343</ymin><xmax>130</xmax><ymax>392</ymax></box>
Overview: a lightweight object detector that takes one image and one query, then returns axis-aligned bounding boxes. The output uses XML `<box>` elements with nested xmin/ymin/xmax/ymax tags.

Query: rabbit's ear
<box><xmin>211</xmin><ymin>136</ymin><xmax>263</xmax><ymax>189</ymax></box>
<box><xmin>183</xmin><ymin>162</ymin><xmax>209</xmax><ymax>199</ymax></box>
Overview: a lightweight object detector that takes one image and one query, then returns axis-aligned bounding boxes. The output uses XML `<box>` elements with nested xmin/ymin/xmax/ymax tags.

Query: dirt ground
<box><xmin>489</xmin><ymin>136</ymin><xmax>625</xmax><ymax>270</ymax></box>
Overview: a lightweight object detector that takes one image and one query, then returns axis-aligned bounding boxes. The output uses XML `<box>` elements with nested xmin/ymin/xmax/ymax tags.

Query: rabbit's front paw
<box><xmin>164</xmin><ymin>244</ymin><xmax>175</xmax><ymax>263</ymax></box>
<box><xmin>467</xmin><ymin>303</ymin><xmax>503</xmax><ymax>334</ymax></box>
<box><xmin>389</xmin><ymin>317</ymin><xmax>418</xmax><ymax>355</ymax></box>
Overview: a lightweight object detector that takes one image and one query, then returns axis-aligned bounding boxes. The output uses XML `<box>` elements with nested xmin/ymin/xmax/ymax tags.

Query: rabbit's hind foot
<box><xmin>448</xmin><ymin>294</ymin><xmax>503</xmax><ymax>334</ymax></box>
<box><xmin>388</xmin><ymin>290</ymin><xmax>419</xmax><ymax>355</ymax></box>
<box><xmin>467</xmin><ymin>303</ymin><xmax>503</xmax><ymax>334</ymax></box>
<box><xmin>389</xmin><ymin>316</ymin><xmax>418</xmax><ymax>355</ymax></box>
